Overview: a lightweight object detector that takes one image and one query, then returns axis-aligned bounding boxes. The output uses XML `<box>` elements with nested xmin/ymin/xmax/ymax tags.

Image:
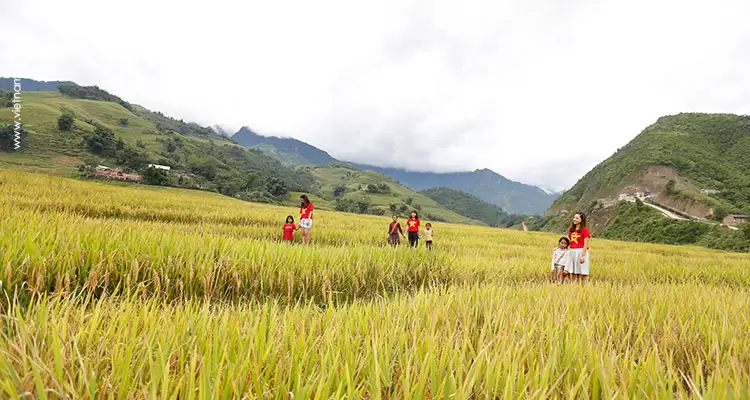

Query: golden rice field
<box><xmin>1</xmin><ymin>169</ymin><xmax>749</xmax><ymax>399</ymax></box>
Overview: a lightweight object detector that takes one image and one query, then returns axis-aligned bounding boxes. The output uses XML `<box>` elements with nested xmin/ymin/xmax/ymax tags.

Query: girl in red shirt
<box><xmin>299</xmin><ymin>194</ymin><xmax>313</xmax><ymax>244</ymax></box>
<box><xmin>406</xmin><ymin>211</ymin><xmax>421</xmax><ymax>248</ymax></box>
<box><xmin>282</xmin><ymin>215</ymin><xmax>297</xmax><ymax>242</ymax></box>
<box><xmin>567</xmin><ymin>212</ymin><xmax>591</xmax><ymax>281</ymax></box>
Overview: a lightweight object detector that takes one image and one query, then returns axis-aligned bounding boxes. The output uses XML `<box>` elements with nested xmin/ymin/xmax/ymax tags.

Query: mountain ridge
<box><xmin>0</xmin><ymin>77</ymin><xmax>77</xmax><ymax>91</ymax></box>
<box><xmin>229</xmin><ymin>128</ymin><xmax>557</xmax><ymax>214</ymax></box>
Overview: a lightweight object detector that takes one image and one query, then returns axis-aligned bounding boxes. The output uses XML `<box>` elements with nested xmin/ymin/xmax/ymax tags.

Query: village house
<box><xmin>93</xmin><ymin>165</ymin><xmax>141</xmax><ymax>183</ymax></box>
<box><xmin>722</xmin><ymin>214</ymin><xmax>750</xmax><ymax>227</ymax></box>
<box><xmin>148</xmin><ymin>164</ymin><xmax>171</xmax><ymax>172</ymax></box>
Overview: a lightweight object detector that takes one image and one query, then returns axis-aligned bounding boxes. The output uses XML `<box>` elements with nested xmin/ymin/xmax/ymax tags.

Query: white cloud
<box><xmin>1</xmin><ymin>0</ymin><xmax>749</xmax><ymax>191</ymax></box>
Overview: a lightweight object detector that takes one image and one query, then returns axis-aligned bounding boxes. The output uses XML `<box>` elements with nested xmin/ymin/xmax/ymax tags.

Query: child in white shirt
<box><xmin>423</xmin><ymin>223</ymin><xmax>433</xmax><ymax>250</ymax></box>
<box><xmin>551</xmin><ymin>237</ymin><xmax>570</xmax><ymax>283</ymax></box>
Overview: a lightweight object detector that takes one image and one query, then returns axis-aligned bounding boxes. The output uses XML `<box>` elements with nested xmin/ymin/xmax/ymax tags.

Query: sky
<box><xmin>1</xmin><ymin>0</ymin><xmax>749</xmax><ymax>192</ymax></box>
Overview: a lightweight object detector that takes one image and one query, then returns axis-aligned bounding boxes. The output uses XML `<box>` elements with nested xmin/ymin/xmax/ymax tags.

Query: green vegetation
<box><xmin>599</xmin><ymin>202</ymin><xmax>750</xmax><ymax>252</ymax></box>
<box><xmin>58</xmin><ymin>83</ymin><xmax>134</xmax><ymax>111</ymax></box>
<box><xmin>57</xmin><ymin>111</ymin><xmax>74</xmax><ymax>131</ymax></box>
<box><xmin>0</xmin><ymin>124</ymin><xmax>25</xmax><ymax>152</ymax></box>
<box><xmin>546</xmin><ymin>113</ymin><xmax>750</xmax><ymax>251</ymax></box>
<box><xmin>310</xmin><ymin>165</ymin><xmax>482</xmax><ymax>225</ymax></box>
<box><xmin>0</xmin><ymin>90</ymin><xmax>315</xmax><ymax>204</ymax></box>
<box><xmin>553</xmin><ymin>113</ymin><xmax>750</xmax><ymax>212</ymax></box>
<box><xmin>141</xmin><ymin>165</ymin><xmax>169</xmax><ymax>186</ymax></box>
<box><xmin>420</xmin><ymin>187</ymin><xmax>526</xmax><ymax>227</ymax></box>
<box><xmin>0</xmin><ymin>90</ymin><xmax>13</xmax><ymax>107</ymax></box>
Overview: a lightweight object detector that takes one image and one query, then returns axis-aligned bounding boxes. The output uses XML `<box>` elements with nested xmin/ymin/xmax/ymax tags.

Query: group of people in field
<box><xmin>387</xmin><ymin>212</ymin><xmax>434</xmax><ymax>249</ymax></box>
<box><xmin>550</xmin><ymin>212</ymin><xmax>591</xmax><ymax>282</ymax></box>
<box><xmin>281</xmin><ymin>195</ymin><xmax>435</xmax><ymax>249</ymax></box>
<box><xmin>282</xmin><ymin>194</ymin><xmax>314</xmax><ymax>245</ymax></box>
<box><xmin>282</xmin><ymin>195</ymin><xmax>592</xmax><ymax>280</ymax></box>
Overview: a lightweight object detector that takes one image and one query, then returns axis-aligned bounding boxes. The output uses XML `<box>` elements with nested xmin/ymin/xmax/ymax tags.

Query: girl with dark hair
<box><xmin>551</xmin><ymin>236</ymin><xmax>570</xmax><ymax>283</ymax></box>
<box><xmin>406</xmin><ymin>211</ymin><xmax>420</xmax><ymax>247</ymax></box>
<box><xmin>299</xmin><ymin>194</ymin><xmax>313</xmax><ymax>244</ymax></box>
<box><xmin>388</xmin><ymin>215</ymin><xmax>405</xmax><ymax>246</ymax></box>
<box><xmin>282</xmin><ymin>215</ymin><xmax>297</xmax><ymax>242</ymax></box>
<box><xmin>567</xmin><ymin>212</ymin><xmax>591</xmax><ymax>281</ymax></box>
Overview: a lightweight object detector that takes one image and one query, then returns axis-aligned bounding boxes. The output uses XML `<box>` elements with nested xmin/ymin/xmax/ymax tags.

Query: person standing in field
<box><xmin>299</xmin><ymin>194</ymin><xmax>314</xmax><ymax>244</ymax></box>
<box><xmin>283</xmin><ymin>215</ymin><xmax>298</xmax><ymax>242</ymax></box>
<box><xmin>388</xmin><ymin>215</ymin><xmax>405</xmax><ymax>246</ymax></box>
<box><xmin>423</xmin><ymin>222</ymin><xmax>434</xmax><ymax>250</ymax></box>
<box><xmin>567</xmin><ymin>212</ymin><xmax>591</xmax><ymax>281</ymax></box>
<box><xmin>406</xmin><ymin>211</ymin><xmax>421</xmax><ymax>248</ymax></box>
<box><xmin>551</xmin><ymin>236</ymin><xmax>570</xmax><ymax>283</ymax></box>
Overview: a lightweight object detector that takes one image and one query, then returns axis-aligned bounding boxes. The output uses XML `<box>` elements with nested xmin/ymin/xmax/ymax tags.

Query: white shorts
<box><xmin>299</xmin><ymin>218</ymin><xmax>312</xmax><ymax>229</ymax></box>
<box><xmin>568</xmin><ymin>248</ymin><xmax>590</xmax><ymax>275</ymax></box>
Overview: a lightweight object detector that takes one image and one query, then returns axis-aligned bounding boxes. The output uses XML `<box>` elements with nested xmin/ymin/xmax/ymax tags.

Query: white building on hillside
<box><xmin>148</xmin><ymin>164</ymin><xmax>171</xmax><ymax>171</ymax></box>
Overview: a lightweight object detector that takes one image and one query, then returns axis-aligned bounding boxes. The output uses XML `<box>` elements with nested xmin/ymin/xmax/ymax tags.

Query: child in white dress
<box><xmin>551</xmin><ymin>237</ymin><xmax>570</xmax><ymax>283</ymax></box>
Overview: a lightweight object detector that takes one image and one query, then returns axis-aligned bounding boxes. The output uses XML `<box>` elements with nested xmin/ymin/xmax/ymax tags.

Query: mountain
<box><xmin>0</xmin><ymin>82</ymin><xmax>316</xmax><ymax>198</ymax></box>
<box><xmin>228</xmin><ymin>126</ymin><xmax>556</xmax><ymax>214</ymax></box>
<box><xmin>542</xmin><ymin>113</ymin><xmax>750</xmax><ymax>252</ymax></box>
<box><xmin>210</xmin><ymin>125</ymin><xmax>232</xmax><ymax>137</ymax></box>
<box><xmin>419</xmin><ymin>187</ymin><xmax>526</xmax><ymax>227</ymax></box>
<box><xmin>308</xmin><ymin>163</ymin><xmax>484</xmax><ymax>225</ymax></box>
<box><xmin>231</xmin><ymin>127</ymin><xmax>336</xmax><ymax>166</ymax></box>
<box><xmin>0</xmin><ymin>77</ymin><xmax>76</xmax><ymax>91</ymax></box>
<box><xmin>350</xmin><ymin>164</ymin><xmax>557</xmax><ymax>215</ymax></box>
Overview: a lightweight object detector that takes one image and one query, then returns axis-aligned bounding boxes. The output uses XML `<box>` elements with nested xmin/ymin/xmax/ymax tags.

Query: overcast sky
<box><xmin>1</xmin><ymin>0</ymin><xmax>749</xmax><ymax>191</ymax></box>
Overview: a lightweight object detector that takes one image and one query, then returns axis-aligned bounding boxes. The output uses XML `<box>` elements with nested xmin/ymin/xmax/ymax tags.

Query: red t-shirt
<box><xmin>300</xmin><ymin>203</ymin><xmax>313</xmax><ymax>219</ymax></box>
<box><xmin>568</xmin><ymin>227</ymin><xmax>590</xmax><ymax>249</ymax></box>
<box><xmin>283</xmin><ymin>223</ymin><xmax>297</xmax><ymax>240</ymax></box>
<box><xmin>406</xmin><ymin>218</ymin><xmax>420</xmax><ymax>232</ymax></box>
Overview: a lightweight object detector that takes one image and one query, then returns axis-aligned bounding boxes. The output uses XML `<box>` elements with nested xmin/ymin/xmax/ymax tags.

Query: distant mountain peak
<box><xmin>231</xmin><ymin>127</ymin><xmax>336</xmax><ymax>166</ymax></box>
<box><xmin>0</xmin><ymin>77</ymin><xmax>77</xmax><ymax>91</ymax></box>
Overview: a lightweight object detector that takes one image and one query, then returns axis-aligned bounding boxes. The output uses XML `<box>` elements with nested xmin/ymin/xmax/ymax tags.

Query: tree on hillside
<box><xmin>333</xmin><ymin>184</ymin><xmax>347</xmax><ymax>198</ymax></box>
<box><xmin>116</xmin><ymin>146</ymin><xmax>148</xmax><ymax>171</ymax></box>
<box><xmin>141</xmin><ymin>166</ymin><xmax>169</xmax><ymax>186</ymax></box>
<box><xmin>84</xmin><ymin>126</ymin><xmax>117</xmax><ymax>156</ymax></box>
<box><xmin>242</xmin><ymin>172</ymin><xmax>263</xmax><ymax>192</ymax></box>
<box><xmin>741</xmin><ymin>222</ymin><xmax>750</xmax><ymax>241</ymax></box>
<box><xmin>0</xmin><ymin>124</ymin><xmax>26</xmax><ymax>151</ymax></box>
<box><xmin>58</xmin><ymin>113</ymin><xmax>74</xmax><ymax>131</ymax></box>
<box><xmin>266</xmin><ymin>177</ymin><xmax>289</xmax><ymax>197</ymax></box>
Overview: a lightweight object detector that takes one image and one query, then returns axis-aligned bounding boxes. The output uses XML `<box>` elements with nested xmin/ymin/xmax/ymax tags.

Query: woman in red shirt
<box><xmin>299</xmin><ymin>194</ymin><xmax>314</xmax><ymax>244</ymax></box>
<box><xmin>567</xmin><ymin>212</ymin><xmax>591</xmax><ymax>281</ymax></box>
<box><xmin>406</xmin><ymin>211</ymin><xmax>421</xmax><ymax>248</ymax></box>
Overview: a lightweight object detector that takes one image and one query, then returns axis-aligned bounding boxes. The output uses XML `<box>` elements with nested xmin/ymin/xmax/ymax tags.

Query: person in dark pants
<box><xmin>423</xmin><ymin>222</ymin><xmax>433</xmax><ymax>250</ymax></box>
<box><xmin>406</xmin><ymin>211</ymin><xmax>421</xmax><ymax>247</ymax></box>
<box><xmin>388</xmin><ymin>215</ymin><xmax>405</xmax><ymax>246</ymax></box>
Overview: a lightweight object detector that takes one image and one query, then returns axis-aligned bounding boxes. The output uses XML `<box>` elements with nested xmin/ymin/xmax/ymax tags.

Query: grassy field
<box><xmin>1</xmin><ymin>169</ymin><xmax>749</xmax><ymax>398</ymax></box>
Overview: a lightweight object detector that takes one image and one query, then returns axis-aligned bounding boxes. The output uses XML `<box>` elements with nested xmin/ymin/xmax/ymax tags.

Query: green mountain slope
<box><xmin>542</xmin><ymin>113</ymin><xmax>750</xmax><ymax>251</ymax></box>
<box><xmin>351</xmin><ymin>164</ymin><xmax>558</xmax><ymax>215</ymax></box>
<box><xmin>0</xmin><ymin>88</ymin><xmax>316</xmax><ymax>197</ymax></box>
<box><xmin>232</xmin><ymin>127</ymin><xmax>336</xmax><ymax>166</ymax></box>
<box><xmin>309</xmin><ymin>163</ymin><xmax>484</xmax><ymax>226</ymax></box>
<box><xmin>419</xmin><ymin>187</ymin><xmax>525</xmax><ymax>227</ymax></box>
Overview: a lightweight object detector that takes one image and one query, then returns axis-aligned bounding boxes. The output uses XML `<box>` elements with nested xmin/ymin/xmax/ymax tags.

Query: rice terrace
<box><xmin>1</xmin><ymin>169</ymin><xmax>749</xmax><ymax>398</ymax></box>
